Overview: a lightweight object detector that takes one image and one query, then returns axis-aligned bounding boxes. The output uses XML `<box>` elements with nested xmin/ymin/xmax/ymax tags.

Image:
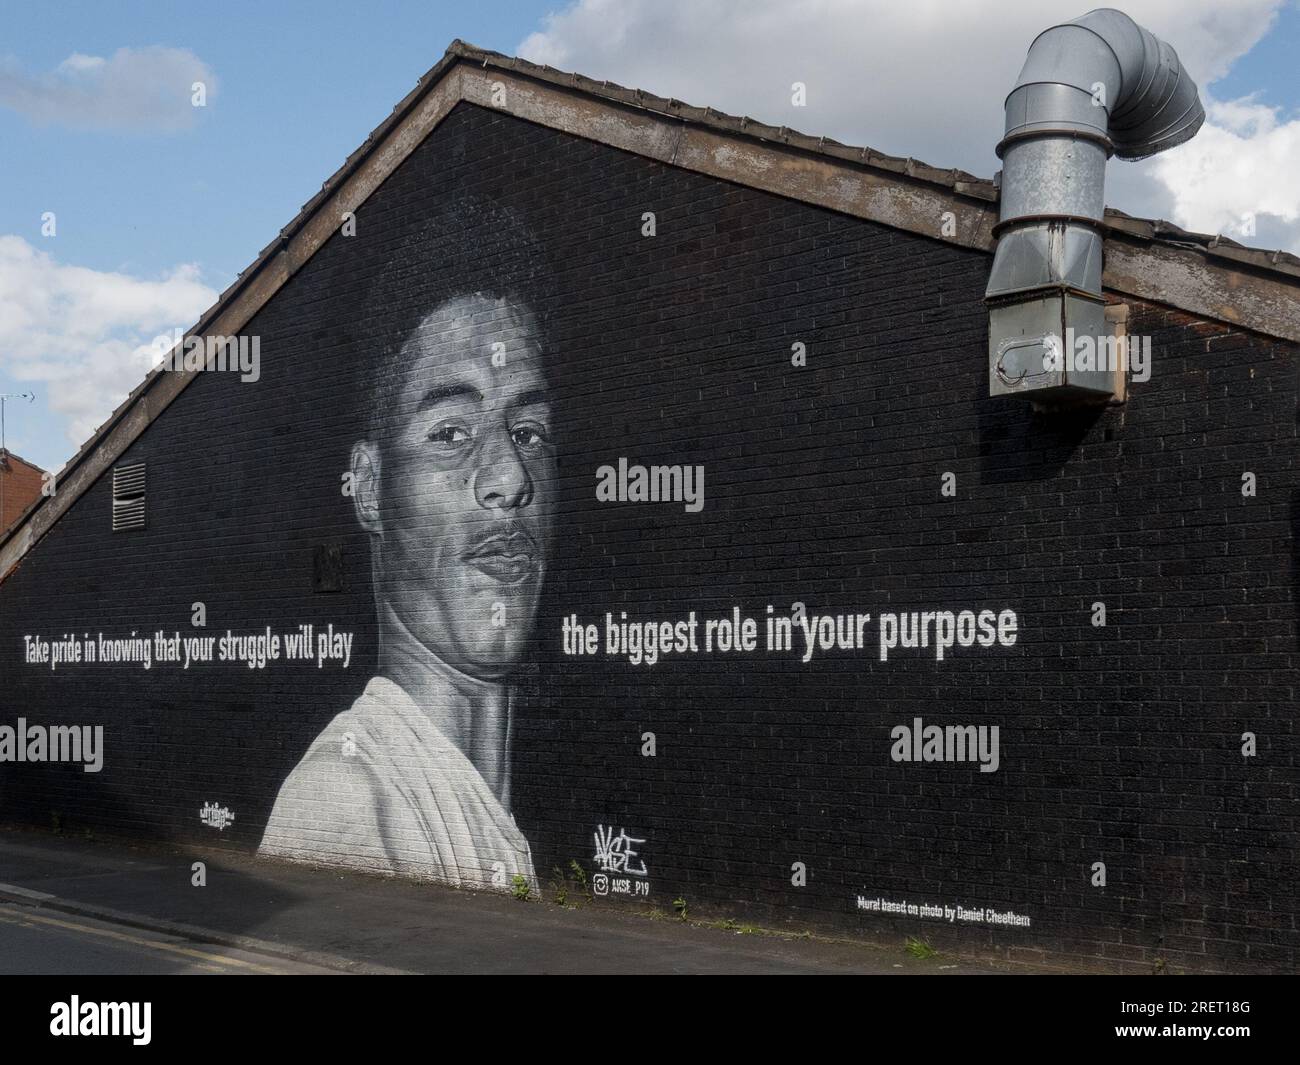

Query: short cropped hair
<box><xmin>358</xmin><ymin>194</ymin><xmax>553</xmax><ymax>441</ymax></box>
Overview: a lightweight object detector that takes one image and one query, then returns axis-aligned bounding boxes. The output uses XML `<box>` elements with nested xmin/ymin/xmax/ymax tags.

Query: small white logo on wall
<box><xmin>200</xmin><ymin>802</ymin><xmax>235</xmax><ymax>830</ymax></box>
<box><xmin>592</xmin><ymin>825</ymin><xmax>651</xmax><ymax>898</ymax></box>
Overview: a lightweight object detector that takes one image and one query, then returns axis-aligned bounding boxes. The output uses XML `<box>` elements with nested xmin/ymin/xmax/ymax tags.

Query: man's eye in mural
<box><xmin>426</xmin><ymin>423</ymin><xmax>473</xmax><ymax>450</ymax></box>
<box><xmin>509</xmin><ymin>422</ymin><xmax>550</xmax><ymax>453</ymax></box>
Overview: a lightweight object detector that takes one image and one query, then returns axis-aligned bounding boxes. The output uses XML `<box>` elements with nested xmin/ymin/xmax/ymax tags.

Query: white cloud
<box><xmin>518</xmin><ymin>0</ymin><xmax>1297</xmax><ymax>250</ymax></box>
<box><xmin>1146</xmin><ymin>95</ymin><xmax>1300</xmax><ymax>249</ymax></box>
<box><xmin>0</xmin><ymin>46</ymin><xmax>216</xmax><ymax>131</ymax></box>
<box><xmin>0</xmin><ymin>236</ymin><xmax>217</xmax><ymax>451</ymax></box>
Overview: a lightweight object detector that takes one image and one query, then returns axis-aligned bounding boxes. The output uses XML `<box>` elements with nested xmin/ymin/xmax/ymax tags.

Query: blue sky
<box><xmin>1</xmin><ymin>1</ymin><xmax>552</xmax><ymax>293</ymax></box>
<box><xmin>1212</xmin><ymin>2</ymin><xmax>1299</xmax><ymax>108</ymax></box>
<box><xmin>2</xmin><ymin>0</ymin><xmax>1297</xmax><ymax>473</ymax></box>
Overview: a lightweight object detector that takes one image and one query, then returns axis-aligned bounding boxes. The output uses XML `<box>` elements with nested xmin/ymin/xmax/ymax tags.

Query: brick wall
<box><xmin>0</xmin><ymin>102</ymin><xmax>1294</xmax><ymax>972</ymax></box>
<box><xmin>1</xmin><ymin>453</ymin><xmax>44</xmax><ymax>534</ymax></box>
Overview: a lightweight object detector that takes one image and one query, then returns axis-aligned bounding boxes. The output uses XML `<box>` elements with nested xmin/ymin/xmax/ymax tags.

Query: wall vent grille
<box><xmin>112</xmin><ymin>463</ymin><xmax>146</xmax><ymax>532</ymax></box>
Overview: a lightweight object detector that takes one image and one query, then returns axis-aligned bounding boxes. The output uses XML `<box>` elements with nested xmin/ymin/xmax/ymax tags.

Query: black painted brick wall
<box><xmin>0</xmin><ymin>102</ymin><xmax>1295</xmax><ymax>972</ymax></box>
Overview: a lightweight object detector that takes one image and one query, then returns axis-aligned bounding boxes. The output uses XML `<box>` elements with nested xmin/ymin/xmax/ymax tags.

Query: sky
<box><xmin>2</xmin><ymin>0</ymin><xmax>1297</xmax><ymax>474</ymax></box>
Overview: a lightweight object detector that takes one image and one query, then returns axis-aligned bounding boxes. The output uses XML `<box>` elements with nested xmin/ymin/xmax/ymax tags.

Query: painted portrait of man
<box><xmin>259</xmin><ymin>195</ymin><xmax>556</xmax><ymax>891</ymax></box>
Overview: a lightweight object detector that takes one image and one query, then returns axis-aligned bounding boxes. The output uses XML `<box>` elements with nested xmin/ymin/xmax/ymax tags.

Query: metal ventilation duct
<box><xmin>986</xmin><ymin>8</ymin><xmax>1205</xmax><ymax>402</ymax></box>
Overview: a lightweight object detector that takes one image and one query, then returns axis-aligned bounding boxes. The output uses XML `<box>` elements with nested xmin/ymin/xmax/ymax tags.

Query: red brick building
<box><xmin>0</xmin><ymin>450</ymin><xmax>45</xmax><ymax>535</ymax></box>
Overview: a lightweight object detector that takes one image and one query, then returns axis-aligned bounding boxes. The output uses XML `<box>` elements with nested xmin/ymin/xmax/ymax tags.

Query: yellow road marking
<box><xmin>0</xmin><ymin>905</ymin><xmax>286</xmax><ymax>974</ymax></box>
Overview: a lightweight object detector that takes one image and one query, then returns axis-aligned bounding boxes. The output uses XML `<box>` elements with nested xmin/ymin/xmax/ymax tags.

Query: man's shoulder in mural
<box><xmin>258</xmin><ymin>675</ymin><xmax>535</xmax><ymax>890</ymax></box>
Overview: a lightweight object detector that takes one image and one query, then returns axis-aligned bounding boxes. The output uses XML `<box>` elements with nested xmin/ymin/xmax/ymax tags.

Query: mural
<box><xmin>5</xmin><ymin>105</ymin><xmax>1288</xmax><ymax>970</ymax></box>
<box><xmin>259</xmin><ymin>198</ymin><xmax>556</xmax><ymax>889</ymax></box>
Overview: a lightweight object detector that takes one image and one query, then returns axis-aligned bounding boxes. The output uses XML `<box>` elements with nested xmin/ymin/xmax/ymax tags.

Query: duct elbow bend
<box><xmin>1003</xmin><ymin>7</ymin><xmax>1204</xmax><ymax>161</ymax></box>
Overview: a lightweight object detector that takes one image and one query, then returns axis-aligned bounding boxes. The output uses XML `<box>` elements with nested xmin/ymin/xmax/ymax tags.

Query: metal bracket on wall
<box><xmin>1105</xmin><ymin>303</ymin><xmax>1130</xmax><ymax>406</ymax></box>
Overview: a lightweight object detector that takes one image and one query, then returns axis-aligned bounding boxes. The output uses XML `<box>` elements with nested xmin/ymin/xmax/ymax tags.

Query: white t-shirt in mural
<box><xmin>258</xmin><ymin>675</ymin><xmax>535</xmax><ymax>890</ymax></box>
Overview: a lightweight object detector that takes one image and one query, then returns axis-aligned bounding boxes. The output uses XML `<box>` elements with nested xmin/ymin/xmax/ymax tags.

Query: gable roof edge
<box><xmin>3</xmin><ymin>41</ymin><xmax>1299</xmax><ymax>583</ymax></box>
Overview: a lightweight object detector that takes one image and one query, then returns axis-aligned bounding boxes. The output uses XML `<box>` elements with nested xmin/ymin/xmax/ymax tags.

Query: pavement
<box><xmin>0</xmin><ymin>825</ymin><xmax>1019</xmax><ymax>975</ymax></box>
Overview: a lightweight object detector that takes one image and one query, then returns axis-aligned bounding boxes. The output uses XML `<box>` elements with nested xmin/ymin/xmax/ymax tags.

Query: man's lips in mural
<box><xmin>462</xmin><ymin>528</ymin><xmax>538</xmax><ymax>584</ymax></box>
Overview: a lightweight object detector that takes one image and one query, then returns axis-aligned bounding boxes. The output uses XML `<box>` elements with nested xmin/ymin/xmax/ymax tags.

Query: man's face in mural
<box><xmin>352</xmin><ymin>293</ymin><xmax>555</xmax><ymax>681</ymax></box>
